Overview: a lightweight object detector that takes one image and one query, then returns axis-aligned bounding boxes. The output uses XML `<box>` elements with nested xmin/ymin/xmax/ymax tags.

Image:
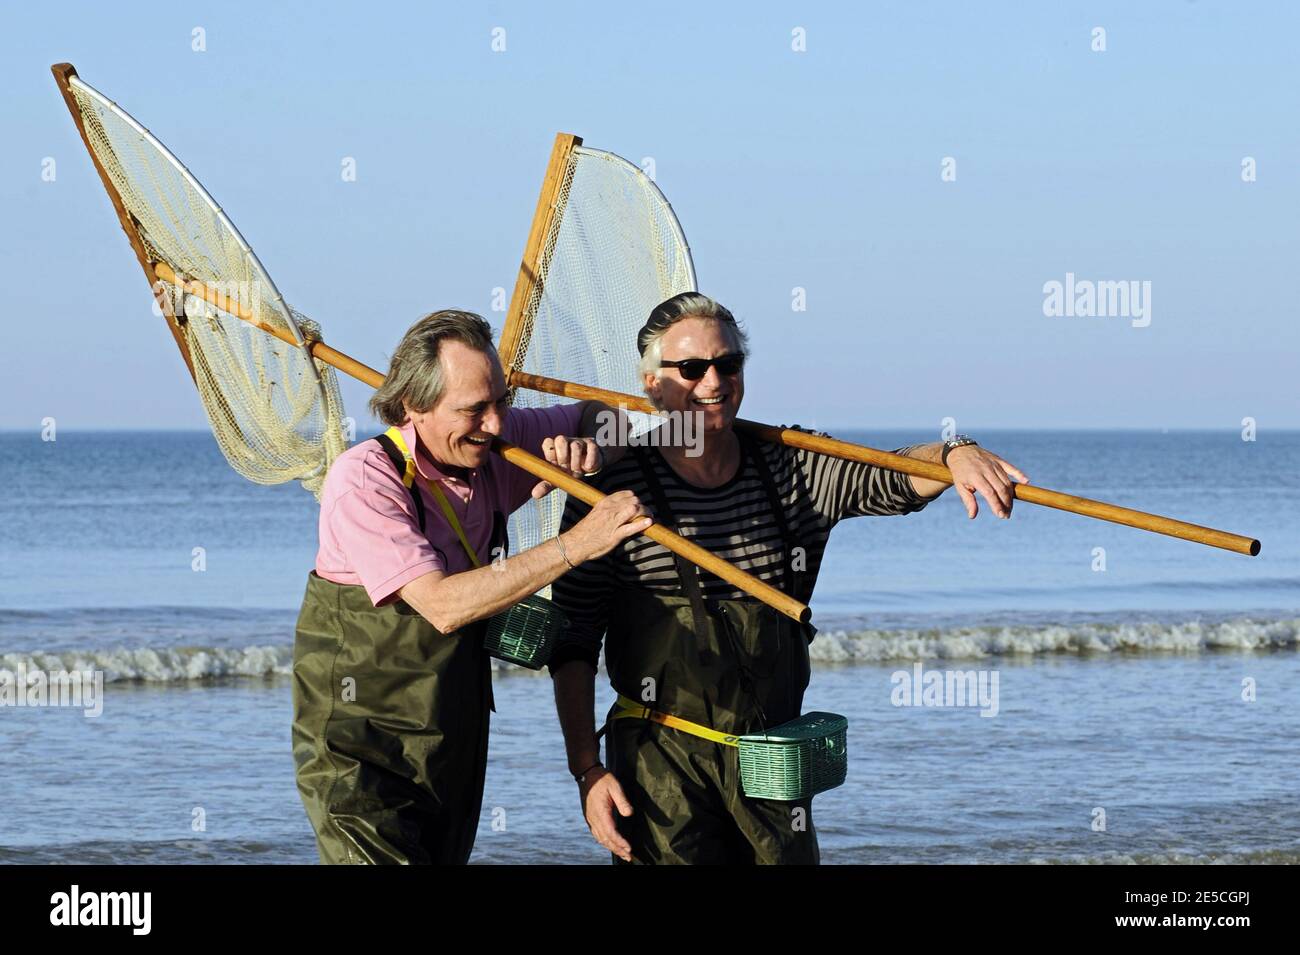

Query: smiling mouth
<box><xmin>465</xmin><ymin>435</ymin><xmax>491</xmax><ymax>446</ymax></box>
<box><xmin>692</xmin><ymin>396</ymin><xmax>727</xmax><ymax>405</ymax></box>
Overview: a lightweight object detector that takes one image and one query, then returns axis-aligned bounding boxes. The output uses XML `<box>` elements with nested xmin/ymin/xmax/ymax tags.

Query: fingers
<box><xmin>607</xmin><ymin>776</ymin><xmax>634</xmax><ymax>817</ymax></box>
<box><xmin>604</xmin><ymin>490</ymin><xmax>650</xmax><ymax>519</ymax></box>
<box><xmin>956</xmin><ymin>483</ymin><xmax>978</xmax><ymax>519</ymax></box>
<box><xmin>985</xmin><ymin>461</ymin><xmax>1016</xmax><ymax>516</ymax></box>
<box><xmin>587</xmin><ymin>786</ymin><xmax>633</xmax><ymax>861</ymax></box>
<box><xmin>979</xmin><ymin>470</ymin><xmax>1014</xmax><ymax>518</ymax></box>
<box><xmin>615</xmin><ymin>517</ymin><xmax>653</xmax><ymax>541</ymax></box>
<box><xmin>566</xmin><ymin>437</ymin><xmax>588</xmax><ymax>475</ymax></box>
<box><xmin>541</xmin><ymin>436</ymin><xmax>576</xmax><ymax>475</ymax></box>
<box><xmin>608</xmin><ymin>491</ymin><xmax>653</xmax><ymax>537</ymax></box>
<box><xmin>541</xmin><ymin>436</ymin><xmax>601</xmax><ymax>477</ymax></box>
<box><xmin>995</xmin><ymin>456</ymin><xmax>1030</xmax><ymax>485</ymax></box>
<box><xmin>980</xmin><ymin>481</ymin><xmax>1010</xmax><ymax>518</ymax></box>
<box><xmin>952</xmin><ymin>451</ymin><xmax>1025</xmax><ymax>519</ymax></box>
<box><xmin>574</xmin><ymin>492</ymin><xmax>654</xmax><ymax>560</ymax></box>
<box><xmin>541</xmin><ymin>436</ymin><xmax>559</xmax><ymax>468</ymax></box>
<box><xmin>615</xmin><ymin>512</ymin><xmax>653</xmax><ymax>541</ymax></box>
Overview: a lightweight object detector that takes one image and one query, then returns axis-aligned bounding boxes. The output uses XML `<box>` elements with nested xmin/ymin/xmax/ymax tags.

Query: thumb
<box><xmin>531</xmin><ymin>480</ymin><xmax>554</xmax><ymax>500</ymax></box>
<box><xmin>610</xmin><ymin>779</ymin><xmax>634</xmax><ymax>817</ymax></box>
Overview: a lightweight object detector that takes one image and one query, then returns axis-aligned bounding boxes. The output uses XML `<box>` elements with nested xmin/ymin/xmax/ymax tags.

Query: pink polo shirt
<box><xmin>314</xmin><ymin>404</ymin><xmax>584</xmax><ymax>607</ymax></box>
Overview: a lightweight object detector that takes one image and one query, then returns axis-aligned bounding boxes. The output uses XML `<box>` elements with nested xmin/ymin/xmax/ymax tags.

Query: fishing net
<box><xmin>503</xmin><ymin>146</ymin><xmax>696</xmax><ymax>593</ymax></box>
<box><xmin>64</xmin><ymin>74</ymin><xmax>346</xmax><ymax>498</ymax></box>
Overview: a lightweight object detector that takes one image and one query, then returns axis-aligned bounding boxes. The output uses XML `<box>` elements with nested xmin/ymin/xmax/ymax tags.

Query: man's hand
<box><xmin>946</xmin><ymin>446</ymin><xmax>1029</xmax><ymax>519</ymax></box>
<box><xmin>534</xmin><ymin>435</ymin><xmax>604</xmax><ymax>499</ymax></box>
<box><xmin>579</xmin><ymin>766</ymin><xmax>634</xmax><ymax>862</ymax></box>
<box><xmin>564</xmin><ymin>490</ymin><xmax>653</xmax><ymax>562</ymax></box>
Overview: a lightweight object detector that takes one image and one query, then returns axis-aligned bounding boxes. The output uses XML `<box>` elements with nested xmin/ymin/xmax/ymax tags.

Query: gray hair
<box><xmin>637</xmin><ymin>293</ymin><xmax>750</xmax><ymax>385</ymax></box>
<box><xmin>369</xmin><ymin>310</ymin><xmax>497</xmax><ymax>425</ymax></box>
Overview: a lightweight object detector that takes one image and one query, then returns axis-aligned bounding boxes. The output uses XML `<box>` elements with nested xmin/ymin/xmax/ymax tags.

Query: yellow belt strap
<box><xmin>384</xmin><ymin>426</ymin><xmax>483</xmax><ymax>568</ymax></box>
<box><xmin>612</xmin><ymin>694</ymin><xmax>741</xmax><ymax>747</ymax></box>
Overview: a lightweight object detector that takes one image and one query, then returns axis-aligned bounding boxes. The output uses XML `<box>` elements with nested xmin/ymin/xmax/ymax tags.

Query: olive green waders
<box><xmin>604</xmin><ymin>586</ymin><xmax>819</xmax><ymax>865</ymax></box>
<box><xmin>292</xmin><ymin>571</ymin><xmax>493</xmax><ymax>864</ymax></box>
<box><xmin>601</xmin><ymin>440</ymin><xmax>819</xmax><ymax>865</ymax></box>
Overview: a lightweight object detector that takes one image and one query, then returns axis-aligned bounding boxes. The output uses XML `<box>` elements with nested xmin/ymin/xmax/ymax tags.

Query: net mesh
<box><xmin>505</xmin><ymin>146</ymin><xmax>696</xmax><ymax>594</ymax></box>
<box><xmin>68</xmin><ymin>78</ymin><xmax>346</xmax><ymax>498</ymax></box>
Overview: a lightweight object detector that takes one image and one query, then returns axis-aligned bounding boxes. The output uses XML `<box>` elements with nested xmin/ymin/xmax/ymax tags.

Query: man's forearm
<box><xmin>902</xmin><ymin>442</ymin><xmax>949</xmax><ymax>499</ymax></box>
<box><xmin>553</xmin><ymin>659</ymin><xmax>601</xmax><ymax>775</ymax></box>
<box><xmin>399</xmin><ymin>534</ymin><xmax>574</xmax><ymax>633</ymax></box>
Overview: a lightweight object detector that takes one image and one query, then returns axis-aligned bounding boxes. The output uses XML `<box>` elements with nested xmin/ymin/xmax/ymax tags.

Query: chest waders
<box><xmin>600</xmin><ymin>438</ymin><xmax>840</xmax><ymax>865</ymax></box>
<box><xmin>291</xmin><ymin>429</ymin><xmax>500</xmax><ymax>864</ymax></box>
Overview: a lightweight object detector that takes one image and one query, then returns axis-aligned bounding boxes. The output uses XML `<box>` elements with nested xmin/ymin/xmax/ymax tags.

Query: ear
<box><xmin>642</xmin><ymin>371</ymin><xmax>662</xmax><ymax>405</ymax></box>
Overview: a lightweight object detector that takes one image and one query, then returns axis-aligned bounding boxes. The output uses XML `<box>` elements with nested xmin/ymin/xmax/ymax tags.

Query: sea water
<box><xmin>1</xmin><ymin>429</ymin><xmax>1296</xmax><ymax>864</ymax></box>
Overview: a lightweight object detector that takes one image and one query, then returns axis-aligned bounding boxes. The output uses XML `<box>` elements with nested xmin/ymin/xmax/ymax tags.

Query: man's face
<box><xmin>405</xmin><ymin>340</ymin><xmax>509</xmax><ymax>472</ymax></box>
<box><xmin>643</xmin><ymin>316</ymin><xmax>745</xmax><ymax>435</ymax></box>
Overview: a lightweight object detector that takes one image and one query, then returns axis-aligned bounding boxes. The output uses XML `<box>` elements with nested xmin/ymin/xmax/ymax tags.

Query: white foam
<box><xmin>1028</xmin><ymin>848</ymin><xmax>1300</xmax><ymax>865</ymax></box>
<box><xmin>2</xmin><ymin>615</ymin><xmax>1294</xmax><ymax>683</ymax></box>
<box><xmin>809</xmin><ymin>616</ymin><xmax>1300</xmax><ymax>664</ymax></box>
<box><xmin>0</xmin><ymin>645</ymin><xmax>291</xmax><ymax>684</ymax></box>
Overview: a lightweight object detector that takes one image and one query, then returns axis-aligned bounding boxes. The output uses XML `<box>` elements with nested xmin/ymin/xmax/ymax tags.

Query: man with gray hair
<box><xmin>550</xmin><ymin>292</ymin><xmax>1028</xmax><ymax>864</ymax></box>
<box><xmin>293</xmin><ymin>309</ymin><xmax>651</xmax><ymax>864</ymax></box>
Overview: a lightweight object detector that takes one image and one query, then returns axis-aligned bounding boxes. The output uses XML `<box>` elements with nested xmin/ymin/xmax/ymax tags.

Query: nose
<box><xmin>697</xmin><ymin>365</ymin><xmax>725</xmax><ymax>390</ymax></box>
<box><xmin>481</xmin><ymin>405</ymin><xmax>504</xmax><ymax>436</ymax></box>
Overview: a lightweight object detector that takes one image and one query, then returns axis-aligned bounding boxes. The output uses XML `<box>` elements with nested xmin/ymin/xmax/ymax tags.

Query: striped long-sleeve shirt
<box><xmin>548</xmin><ymin>432</ymin><xmax>934</xmax><ymax>671</ymax></box>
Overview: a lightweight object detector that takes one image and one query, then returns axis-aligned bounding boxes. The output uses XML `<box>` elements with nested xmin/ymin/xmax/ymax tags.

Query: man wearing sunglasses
<box><xmin>548</xmin><ymin>292</ymin><xmax>1028</xmax><ymax>864</ymax></box>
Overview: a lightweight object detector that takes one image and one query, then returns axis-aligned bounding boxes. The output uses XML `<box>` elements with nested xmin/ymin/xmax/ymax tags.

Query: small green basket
<box><xmin>737</xmin><ymin>712</ymin><xmax>848</xmax><ymax>801</ymax></box>
<box><xmin>484</xmin><ymin>594</ymin><xmax>565</xmax><ymax>670</ymax></box>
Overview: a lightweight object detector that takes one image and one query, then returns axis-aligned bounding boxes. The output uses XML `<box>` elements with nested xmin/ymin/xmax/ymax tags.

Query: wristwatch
<box><xmin>941</xmin><ymin>434</ymin><xmax>978</xmax><ymax>467</ymax></box>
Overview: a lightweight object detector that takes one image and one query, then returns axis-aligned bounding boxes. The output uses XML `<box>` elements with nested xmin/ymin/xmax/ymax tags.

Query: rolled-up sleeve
<box><xmin>498</xmin><ymin>403</ymin><xmax>587</xmax><ymax>513</ymax></box>
<box><xmin>796</xmin><ymin>431</ymin><xmax>934</xmax><ymax>523</ymax></box>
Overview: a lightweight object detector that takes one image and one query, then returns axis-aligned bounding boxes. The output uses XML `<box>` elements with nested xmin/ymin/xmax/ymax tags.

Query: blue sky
<box><xmin>1</xmin><ymin>1</ymin><xmax>1296</xmax><ymax>432</ymax></box>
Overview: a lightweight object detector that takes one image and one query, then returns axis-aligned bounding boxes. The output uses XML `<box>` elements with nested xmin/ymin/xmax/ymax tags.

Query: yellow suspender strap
<box><xmin>384</xmin><ymin>426</ymin><xmax>483</xmax><ymax>568</ymax></box>
<box><xmin>384</xmin><ymin>426</ymin><xmax>418</xmax><ymax>488</ymax></box>
<box><xmin>612</xmin><ymin>694</ymin><xmax>740</xmax><ymax>747</ymax></box>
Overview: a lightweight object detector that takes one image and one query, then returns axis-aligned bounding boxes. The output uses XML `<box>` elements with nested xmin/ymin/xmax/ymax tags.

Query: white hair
<box><xmin>637</xmin><ymin>294</ymin><xmax>749</xmax><ymax>403</ymax></box>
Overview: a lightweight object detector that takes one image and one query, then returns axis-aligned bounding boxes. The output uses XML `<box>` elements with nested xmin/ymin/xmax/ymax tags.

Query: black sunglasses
<box><xmin>659</xmin><ymin>353</ymin><xmax>745</xmax><ymax>380</ymax></box>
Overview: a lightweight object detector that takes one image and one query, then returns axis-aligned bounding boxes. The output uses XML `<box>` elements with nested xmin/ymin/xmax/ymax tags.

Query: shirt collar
<box><xmin>400</xmin><ymin>419</ymin><xmax>473</xmax><ymax>484</ymax></box>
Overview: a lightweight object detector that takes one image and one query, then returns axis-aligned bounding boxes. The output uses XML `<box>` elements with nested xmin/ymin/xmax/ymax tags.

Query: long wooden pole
<box><xmin>498</xmin><ymin>132</ymin><xmax>581</xmax><ymax>376</ymax></box>
<box><xmin>151</xmin><ymin>206</ymin><xmax>1259</xmax><ymax>562</ymax></box>
<box><xmin>51</xmin><ymin>63</ymin><xmax>196</xmax><ymax>383</ymax></box>
<box><xmin>149</xmin><ymin>266</ymin><xmax>809</xmax><ymax>622</ymax></box>
<box><xmin>508</xmin><ymin>370</ymin><xmax>1261</xmax><ymax>557</ymax></box>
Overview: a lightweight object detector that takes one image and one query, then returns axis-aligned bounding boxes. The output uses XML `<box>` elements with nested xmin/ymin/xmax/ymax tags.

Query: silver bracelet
<box><xmin>554</xmin><ymin>535</ymin><xmax>576</xmax><ymax>569</ymax></box>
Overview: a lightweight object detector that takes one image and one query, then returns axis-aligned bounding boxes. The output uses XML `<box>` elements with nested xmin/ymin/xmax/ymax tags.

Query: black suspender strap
<box><xmin>373</xmin><ymin>432</ymin><xmax>427</xmax><ymax>533</ymax></box>
<box><xmin>631</xmin><ymin>446</ymin><xmax>711</xmax><ymax>640</ymax></box>
<box><xmin>739</xmin><ymin>432</ymin><xmax>801</xmax><ymax>601</ymax></box>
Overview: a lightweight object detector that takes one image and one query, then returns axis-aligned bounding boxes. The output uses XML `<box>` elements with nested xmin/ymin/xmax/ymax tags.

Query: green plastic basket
<box><xmin>737</xmin><ymin>712</ymin><xmax>848</xmax><ymax>801</ymax></box>
<box><xmin>484</xmin><ymin>594</ymin><xmax>565</xmax><ymax>670</ymax></box>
